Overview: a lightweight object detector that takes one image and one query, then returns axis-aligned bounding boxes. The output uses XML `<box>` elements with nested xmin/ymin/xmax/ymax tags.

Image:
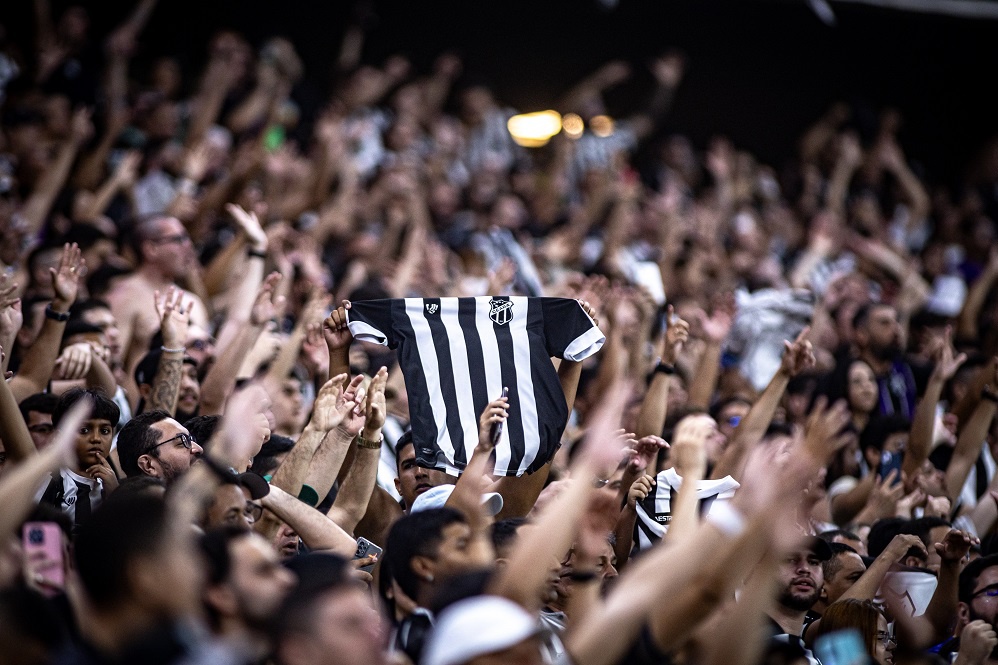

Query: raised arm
<box><xmin>0</xmin><ymin>345</ymin><xmax>37</xmax><ymax>463</ymax></box>
<box><xmin>711</xmin><ymin>327</ymin><xmax>815</xmax><ymax>481</ymax></box>
<box><xmin>959</xmin><ymin>248</ymin><xmax>998</xmax><ymax>341</ymax></box>
<box><xmin>302</xmin><ymin>376</ymin><xmax>368</xmax><ymax>501</ymax></box>
<box><xmin>18</xmin><ymin>110</ymin><xmax>92</xmax><ymax>234</ymax></box>
<box><xmin>258</xmin><ymin>484</ymin><xmax>356</xmax><ymax>556</ymax></box>
<box><xmin>946</xmin><ymin>393</ymin><xmax>997</xmax><ymax>505</ymax></box>
<box><xmin>636</xmin><ymin>306</ymin><xmax>688</xmax><ymax>438</ymax></box>
<box><xmin>327</xmin><ymin>368</ymin><xmax>387</xmax><ymax>534</ymax></box>
<box><xmin>144</xmin><ymin>288</ymin><xmax>192</xmax><ymax>416</ymax></box>
<box><xmin>686</xmin><ymin>299</ymin><xmax>735</xmax><ymax>409</ymax></box>
<box><xmin>10</xmin><ymin>244</ymin><xmax>84</xmax><ymax>401</ymax></box>
<box><xmin>904</xmin><ymin>333</ymin><xmax>965</xmax><ymax>482</ymax></box>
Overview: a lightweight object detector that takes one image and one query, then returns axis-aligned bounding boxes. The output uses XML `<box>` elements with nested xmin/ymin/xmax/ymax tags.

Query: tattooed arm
<box><xmin>145</xmin><ymin>288</ymin><xmax>192</xmax><ymax>416</ymax></box>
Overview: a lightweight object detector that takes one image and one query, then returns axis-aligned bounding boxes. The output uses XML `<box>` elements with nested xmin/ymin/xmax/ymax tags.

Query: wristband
<box><xmin>706</xmin><ymin>502</ymin><xmax>746</xmax><ymax>538</ymax></box>
<box><xmin>357</xmin><ymin>434</ymin><xmax>383</xmax><ymax>450</ymax></box>
<box><xmin>566</xmin><ymin>570</ymin><xmax>599</xmax><ymax>583</ymax></box>
<box><xmin>44</xmin><ymin>305</ymin><xmax>70</xmax><ymax>322</ymax></box>
<box><xmin>653</xmin><ymin>361</ymin><xmax>676</xmax><ymax>376</ymax></box>
<box><xmin>161</xmin><ymin>345</ymin><xmax>186</xmax><ymax>354</ymax></box>
<box><xmin>247</xmin><ymin>248</ymin><xmax>267</xmax><ymax>260</ymax></box>
<box><xmin>982</xmin><ymin>387</ymin><xmax>998</xmax><ymax>404</ymax></box>
<box><xmin>298</xmin><ymin>484</ymin><xmax>320</xmax><ymax>507</ymax></box>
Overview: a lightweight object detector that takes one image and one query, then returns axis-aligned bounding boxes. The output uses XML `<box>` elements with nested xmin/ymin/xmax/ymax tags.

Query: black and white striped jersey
<box><xmin>347</xmin><ymin>297</ymin><xmax>604</xmax><ymax>477</ymax></box>
<box><xmin>634</xmin><ymin>468</ymin><xmax>740</xmax><ymax>550</ymax></box>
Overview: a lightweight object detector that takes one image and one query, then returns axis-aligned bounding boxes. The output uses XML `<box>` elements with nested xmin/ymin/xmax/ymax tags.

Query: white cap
<box><xmin>422</xmin><ymin>595</ymin><xmax>540</xmax><ymax>665</ymax></box>
<box><xmin>409</xmin><ymin>484</ymin><xmax>503</xmax><ymax>516</ymax></box>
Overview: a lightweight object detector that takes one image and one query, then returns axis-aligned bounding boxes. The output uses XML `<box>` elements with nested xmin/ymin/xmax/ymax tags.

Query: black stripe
<box><xmin>491</xmin><ymin>296</ymin><xmax>526</xmax><ymax>473</ymax></box>
<box><xmin>394</xmin><ymin>301</ymin><xmax>447</xmax><ymax>471</ymax></box>
<box><xmin>524</xmin><ymin>298</ymin><xmax>564</xmax><ymax>473</ymax></box>
<box><xmin>459</xmin><ymin>298</ymin><xmax>490</xmax><ymax>439</ymax></box>
<box><xmin>423</xmin><ymin>298</ymin><xmax>468</xmax><ymax>468</ymax></box>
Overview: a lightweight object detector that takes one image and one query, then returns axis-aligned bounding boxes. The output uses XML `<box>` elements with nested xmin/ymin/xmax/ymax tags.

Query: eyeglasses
<box><xmin>973</xmin><ymin>584</ymin><xmax>998</xmax><ymax>600</ymax></box>
<box><xmin>875</xmin><ymin>631</ymin><xmax>896</xmax><ymax>647</ymax></box>
<box><xmin>153</xmin><ymin>432</ymin><xmax>197</xmax><ymax>451</ymax></box>
<box><xmin>592</xmin><ymin>477</ymin><xmax>610</xmax><ymax>489</ymax></box>
<box><xmin>243</xmin><ymin>502</ymin><xmax>264</xmax><ymax>523</ymax></box>
<box><xmin>0</xmin><ymin>452</ymin><xmax>6</xmax><ymax>464</ymax></box>
<box><xmin>28</xmin><ymin>424</ymin><xmax>54</xmax><ymax>435</ymax></box>
<box><xmin>187</xmin><ymin>338</ymin><xmax>215</xmax><ymax>351</ymax></box>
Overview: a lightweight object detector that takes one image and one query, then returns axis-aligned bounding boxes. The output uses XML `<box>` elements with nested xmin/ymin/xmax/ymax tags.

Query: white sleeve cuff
<box><xmin>562</xmin><ymin>326</ymin><xmax>606</xmax><ymax>362</ymax></box>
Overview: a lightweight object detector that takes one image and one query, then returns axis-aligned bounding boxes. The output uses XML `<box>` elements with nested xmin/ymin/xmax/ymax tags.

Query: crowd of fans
<box><xmin>4</xmin><ymin>2</ymin><xmax>998</xmax><ymax>665</ymax></box>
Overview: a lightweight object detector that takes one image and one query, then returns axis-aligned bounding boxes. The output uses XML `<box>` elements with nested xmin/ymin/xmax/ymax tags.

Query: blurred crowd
<box><xmin>4</xmin><ymin>2</ymin><xmax>998</xmax><ymax>665</ymax></box>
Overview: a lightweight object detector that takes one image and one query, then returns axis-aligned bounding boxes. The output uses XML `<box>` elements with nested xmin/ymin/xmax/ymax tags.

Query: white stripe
<box><xmin>475</xmin><ymin>297</ymin><xmax>510</xmax><ymax>474</ymax></box>
<box><xmin>439</xmin><ymin>299</ymin><xmax>480</xmax><ymax>466</ymax></box>
<box><xmin>510</xmin><ymin>297</ymin><xmax>540</xmax><ymax>476</ymax></box>
<box><xmin>563</xmin><ymin>326</ymin><xmax>606</xmax><ymax>362</ymax></box>
<box><xmin>404</xmin><ymin>299</ymin><xmax>457</xmax><ymax>468</ymax></box>
<box><xmin>346</xmin><ymin>320</ymin><xmax>390</xmax><ymax>346</ymax></box>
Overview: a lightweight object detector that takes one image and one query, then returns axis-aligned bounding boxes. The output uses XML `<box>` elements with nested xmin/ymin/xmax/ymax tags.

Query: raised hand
<box><xmin>218</xmin><ymin>384</ymin><xmax>273</xmax><ymax>467</ymax></box>
<box><xmin>929</xmin><ymin>327</ymin><xmax>966</xmax><ymax>382</ymax></box>
<box><xmin>958</xmin><ymin>620</ymin><xmax>998</xmax><ymax>665</ymax></box>
<box><xmin>866</xmin><ymin>470</ymin><xmax>905</xmax><ymax>519</ymax></box>
<box><xmin>670</xmin><ymin>416</ymin><xmax>709</xmax><ymax>479</ymax></box>
<box><xmin>226</xmin><ymin>202</ymin><xmax>268</xmax><ymax>253</ymax></box>
<box><xmin>802</xmin><ymin>397</ymin><xmax>852</xmax><ymax>464</ymax></box>
<box><xmin>780</xmin><ymin>326</ymin><xmax>816</xmax><ymax>377</ymax></box>
<box><xmin>663</xmin><ymin>305</ymin><xmax>689</xmax><ymax>364</ymax></box>
<box><xmin>577</xmin><ymin>299</ymin><xmax>600</xmax><ymax>328</ymax></box>
<box><xmin>624</xmin><ymin>435</ymin><xmax>668</xmax><ymax>476</ymax></box>
<box><xmin>362</xmin><ymin>367</ymin><xmax>389</xmax><ymax>437</ymax></box>
<box><xmin>338</xmin><ymin>375</ymin><xmax>369</xmax><ymax>437</ymax></box>
<box><xmin>300</xmin><ymin>324</ymin><xmax>330</xmax><ymax>379</ymax></box>
<box><xmin>477</xmin><ymin>392</ymin><xmax>510</xmax><ymax>453</ymax></box>
<box><xmin>935</xmin><ymin>528</ymin><xmax>978</xmax><ymax>565</ymax></box>
<box><xmin>154</xmin><ymin>286</ymin><xmax>192</xmax><ymax>350</ymax></box>
<box><xmin>307</xmin><ymin>374</ymin><xmax>351</xmax><ymax>432</ymax></box>
<box><xmin>627</xmin><ymin>474</ymin><xmax>656</xmax><ymax>507</ymax></box>
<box><xmin>251</xmin><ymin>272</ymin><xmax>285</xmax><ymax>327</ymax></box>
<box><xmin>486</xmin><ymin>257</ymin><xmax>517</xmax><ymax>295</ymax></box>
<box><xmin>694</xmin><ymin>295</ymin><xmax>735</xmax><ymax>345</ymax></box>
<box><xmin>322</xmin><ymin>300</ymin><xmax>353</xmax><ymax>351</ymax></box>
<box><xmin>50</xmin><ymin>243</ymin><xmax>85</xmax><ymax>313</ymax></box>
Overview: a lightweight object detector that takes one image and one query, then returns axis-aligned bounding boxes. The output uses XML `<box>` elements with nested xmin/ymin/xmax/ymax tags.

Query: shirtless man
<box><xmin>107</xmin><ymin>215</ymin><xmax>209</xmax><ymax>404</ymax></box>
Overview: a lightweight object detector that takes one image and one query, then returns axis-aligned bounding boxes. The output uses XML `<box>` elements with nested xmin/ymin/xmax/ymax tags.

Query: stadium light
<box><xmin>507</xmin><ymin>110</ymin><xmax>563</xmax><ymax>147</ymax></box>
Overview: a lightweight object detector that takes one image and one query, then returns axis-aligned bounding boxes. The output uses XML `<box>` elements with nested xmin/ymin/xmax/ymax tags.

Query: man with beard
<box><xmin>935</xmin><ymin>554</ymin><xmax>998</xmax><ymax>663</ymax></box>
<box><xmin>200</xmin><ymin>527</ymin><xmax>297</xmax><ymax>662</ymax></box>
<box><xmin>116</xmin><ymin>410</ymin><xmax>204</xmax><ymax>483</ymax></box>
<box><xmin>766</xmin><ymin>537</ymin><xmax>832</xmax><ymax>665</ymax></box>
<box><xmin>852</xmin><ymin>303</ymin><xmax>929</xmax><ymax>419</ymax></box>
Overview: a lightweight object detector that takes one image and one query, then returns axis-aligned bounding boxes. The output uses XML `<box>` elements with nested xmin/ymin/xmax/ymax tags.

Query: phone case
<box><xmin>23</xmin><ymin>522</ymin><xmax>65</xmax><ymax>592</ymax></box>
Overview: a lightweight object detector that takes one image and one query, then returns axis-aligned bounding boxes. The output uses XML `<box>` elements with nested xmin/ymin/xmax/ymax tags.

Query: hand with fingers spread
<box><xmin>477</xmin><ymin>392</ymin><xmax>510</xmax><ymax>453</ymax></box>
<box><xmin>895</xmin><ymin>487</ymin><xmax>926</xmax><ymax>519</ymax></box>
<box><xmin>307</xmin><ymin>374</ymin><xmax>353</xmax><ymax>433</ymax></box>
<box><xmin>227</xmin><ymin>202</ymin><xmax>268</xmax><ymax>253</ymax></box>
<box><xmin>624</xmin><ymin>436</ymin><xmax>668</xmax><ymax>476</ymax></box>
<box><xmin>780</xmin><ymin>327</ymin><xmax>816</xmax><ymax>377</ymax></box>
<box><xmin>50</xmin><ymin>243</ymin><xmax>85</xmax><ymax>314</ymax></box>
<box><xmin>300</xmin><ymin>289</ymin><xmax>333</xmax><ymax>329</ymax></box>
<box><xmin>866</xmin><ymin>470</ymin><xmax>905</xmax><ymax>519</ymax></box>
<box><xmin>695</xmin><ymin>295</ymin><xmax>735</xmax><ymax>345</ymax></box>
<box><xmin>930</xmin><ymin>326</ymin><xmax>967</xmax><ymax>383</ymax></box>
<box><xmin>663</xmin><ymin>305</ymin><xmax>689</xmax><ymax>364</ymax></box>
<box><xmin>627</xmin><ymin>473</ymin><xmax>656</xmax><ymax>508</ymax></box>
<box><xmin>323</xmin><ymin>300</ymin><xmax>353</xmax><ymax>351</ymax></box>
<box><xmin>155</xmin><ymin>286</ymin><xmax>193</xmax><ymax>351</ymax></box>
<box><xmin>251</xmin><ymin>272</ymin><xmax>286</xmax><ymax>327</ymax></box>
<box><xmin>301</xmin><ymin>324</ymin><xmax>330</xmax><ymax>379</ymax></box>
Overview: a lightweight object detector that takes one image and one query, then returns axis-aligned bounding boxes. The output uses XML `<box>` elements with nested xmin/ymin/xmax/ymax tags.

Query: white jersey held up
<box><xmin>347</xmin><ymin>297</ymin><xmax>604</xmax><ymax>477</ymax></box>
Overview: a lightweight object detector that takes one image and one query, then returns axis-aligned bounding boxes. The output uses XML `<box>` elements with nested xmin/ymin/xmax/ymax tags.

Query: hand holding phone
<box><xmin>490</xmin><ymin>387</ymin><xmax>509</xmax><ymax>446</ymax></box>
<box><xmin>353</xmin><ymin>537</ymin><xmax>383</xmax><ymax>574</ymax></box>
<box><xmin>878</xmin><ymin>450</ymin><xmax>903</xmax><ymax>486</ymax></box>
<box><xmin>22</xmin><ymin>522</ymin><xmax>65</xmax><ymax>597</ymax></box>
<box><xmin>813</xmin><ymin>628</ymin><xmax>871</xmax><ymax>665</ymax></box>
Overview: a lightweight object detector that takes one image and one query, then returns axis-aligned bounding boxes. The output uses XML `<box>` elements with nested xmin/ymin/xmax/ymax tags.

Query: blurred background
<box><xmin>3</xmin><ymin>0</ymin><xmax>997</xmax><ymax>185</ymax></box>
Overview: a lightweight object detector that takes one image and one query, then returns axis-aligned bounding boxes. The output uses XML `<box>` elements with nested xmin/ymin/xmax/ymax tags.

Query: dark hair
<box><xmin>867</xmin><ymin>517</ymin><xmax>934</xmax><ymax>562</ymax></box>
<box><xmin>61</xmin><ymin>320</ymin><xmax>104</xmax><ymax>344</ymax></box>
<box><xmin>113</xmin><ymin>475</ymin><xmax>167</xmax><ymax>499</ymax></box>
<box><xmin>491</xmin><ymin>517</ymin><xmax>527</xmax><ymax>555</ymax></box>
<box><xmin>384</xmin><ymin>508</ymin><xmax>465</xmax><ymax>601</ymax></box>
<box><xmin>427</xmin><ymin>568</ymin><xmax>494</xmax><ymax>615</ymax></box>
<box><xmin>251</xmin><ymin>434</ymin><xmax>296</xmax><ymax>477</ymax></box>
<box><xmin>200</xmin><ymin>526</ymin><xmax>253</xmax><ymax>586</ymax></box>
<box><xmin>709</xmin><ymin>396</ymin><xmax>753</xmax><ymax>422</ymax></box>
<box><xmin>810</xmin><ymin>599</ymin><xmax>885</xmax><ymax>662</ymax></box>
<box><xmin>185</xmin><ymin>415</ymin><xmax>220</xmax><ymax>449</ymax></box>
<box><xmin>116</xmin><ymin>410</ymin><xmax>171</xmax><ymax>477</ymax></box>
<box><xmin>823</xmin><ymin>542</ymin><xmax>861</xmax><ymax>580</ymax></box>
<box><xmin>74</xmin><ymin>493</ymin><xmax>169</xmax><ymax>609</ymax></box>
<box><xmin>859</xmin><ymin>415</ymin><xmax>911</xmax><ymax>454</ymax></box>
<box><xmin>69</xmin><ymin>298</ymin><xmax>112</xmax><ymax>321</ymax></box>
<box><xmin>18</xmin><ymin>392</ymin><xmax>59</xmax><ymax>422</ymax></box>
<box><xmin>272</xmin><ymin>553</ymin><xmax>351</xmax><ymax>644</ymax></box>
<box><xmin>818</xmin><ymin>528</ymin><xmax>861</xmax><ymax>543</ymax></box>
<box><xmin>395</xmin><ymin>430</ymin><xmax>414</xmax><ymax>466</ymax></box>
<box><xmin>959</xmin><ymin>554</ymin><xmax>998</xmax><ymax>604</ymax></box>
<box><xmin>53</xmin><ymin>388</ymin><xmax>120</xmax><ymax>428</ymax></box>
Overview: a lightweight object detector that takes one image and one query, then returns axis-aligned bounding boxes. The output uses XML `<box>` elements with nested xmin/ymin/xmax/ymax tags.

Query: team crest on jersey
<box><xmin>489</xmin><ymin>298</ymin><xmax>514</xmax><ymax>325</ymax></box>
<box><xmin>425</xmin><ymin>303</ymin><xmax>438</xmax><ymax>315</ymax></box>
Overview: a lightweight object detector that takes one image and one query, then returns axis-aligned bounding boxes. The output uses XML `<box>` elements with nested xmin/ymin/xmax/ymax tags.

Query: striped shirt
<box><xmin>634</xmin><ymin>468</ymin><xmax>740</xmax><ymax>551</ymax></box>
<box><xmin>347</xmin><ymin>297</ymin><xmax>604</xmax><ymax>476</ymax></box>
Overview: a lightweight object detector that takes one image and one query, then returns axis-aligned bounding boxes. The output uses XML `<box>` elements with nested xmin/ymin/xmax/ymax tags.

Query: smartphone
<box><xmin>22</xmin><ymin>522</ymin><xmax>65</xmax><ymax>596</ymax></box>
<box><xmin>491</xmin><ymin>387</ymin><xmax>509</xmax><ymax>446</ymax></box>
<box><xmin>878</xmin><ymin>450</ymin><xmax>903</xmax><ymax>485</ymax></box>
<box><xmin>353</xmin><ymin>537</ymin><xmax>383</xmax><ymax>574</ymax></box>
<box><xmin>813</xmin><ymin>628</ymin><xmax>870</xmax><ymax>665</ymax></box>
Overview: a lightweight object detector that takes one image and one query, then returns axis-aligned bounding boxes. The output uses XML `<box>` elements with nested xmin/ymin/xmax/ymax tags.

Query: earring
<box><xmin>426</xmin><ymin>574</ymin><xmax>434</xmax><ymax>582</ymax></box>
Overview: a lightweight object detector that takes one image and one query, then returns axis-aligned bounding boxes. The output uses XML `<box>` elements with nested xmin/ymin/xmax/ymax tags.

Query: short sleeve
<box><xmin>346</xmin><ymin>300</ymin><xmax>397</xmax><ymax>348</ymax></box>
<box><xmin>540</xmin><ymin>298</ymin><xmax>605</xmax><ymax>361</ymax></box>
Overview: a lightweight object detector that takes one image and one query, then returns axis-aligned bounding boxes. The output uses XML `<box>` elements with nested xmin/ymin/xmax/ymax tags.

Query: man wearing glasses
<box><xmin>934</xmin><ymin>554</ymin><xmax>998</xmax><ymax>663</ymax></box>
<box><xmin>116</xmin><ymin>409</ymin><xmax>204</xmax><ymax>484</ymax></box>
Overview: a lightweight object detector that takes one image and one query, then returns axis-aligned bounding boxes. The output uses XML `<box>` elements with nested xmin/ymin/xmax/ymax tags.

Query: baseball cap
<box><xmin>134</xmin><ymin>349</ymin><xmax>197</xmax><ymax>386</ymax></box>
<box><xmin>806</xmin><ymin>535</ymin><xmax>834</xmax><ymax>562</ymax></box>
<box><xmin>409</xmin><ymin>484</ymin><xmax>503</xmax><ymax>516</ymax></box>
<box><xmin>237</xmin><ymin>471</ymin><xmax>270</xmax><ymax>500</ymax></box>
<box><xmin>422</xmin><ymin>595</ymin><xmax>541</xmax><ymax>665</ymax></box>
